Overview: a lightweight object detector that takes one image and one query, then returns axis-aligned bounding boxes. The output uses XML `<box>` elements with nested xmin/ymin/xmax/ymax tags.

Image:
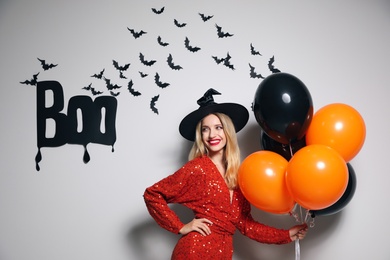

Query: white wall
<box><xmin>1</xmin><ymin>0</ymin><xmax>389</xmax><ymax>259</ymax></box>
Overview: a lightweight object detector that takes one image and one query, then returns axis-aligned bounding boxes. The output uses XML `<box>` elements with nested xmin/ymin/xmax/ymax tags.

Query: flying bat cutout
<box><xmin>112</xmin><ymin>60</ymin><xmax>130</xmax><ymax>71</ymax></box>
<box><xmin>268</xmin><ymin>56</ymin><xmax>281</xmax><ymax>73</ymax></box>
<box><xmin>127</xmin><ymin>27</ymin><xmax>147</xmax><ymax>39</ymax></box>
<box><xmin>213</xmin><ymin>52</ymin><xmax>235</xmax><ymax>70</ymax></box>
<box><xmin>37</xmin><ymin>58</ymin><xmax>57</xmax><ymax>70</ymax></box>
<box><xmin>199</xmin><ymin>13</ymin><xmax>213</xmax><ymax>22</ymax></box>
<box><xmin>139</xmin><ymin>52</ymin><xmax>157</xmax><ymax>66</ymax></box>
<box><xmin>215</xmin><ymin>24</ymin><xmax>233</xmax><ymax>38</ymax></box>
<box><xmin>82</xmin><ymin>83</ymin><xmax>103</xmax><ymax>95</ymax></box>
<box><xmin>184</xmin><ymin>37</ymin><xmax>201</xmax><ymax>52</ymax></box>
<box><xmin>250</xmin><ymin>43</ymin><xmax>262</xmax><ymax>56</ymax></box>
<box><xmin>127</xmin><ymin>80</ymin><xmax>141</xmax><ymax>96</ymax></box>
<box><xmin>212</xmin><ymin>56</ymin><xmax>225</xmax><ymax>64</ymax></box>
<box><xmin>249</xmin><ymin>63</ymin><xmax>264</xmax><ymax>79</ymax></box>
<box><xmin>174</xmin><ymin>19</ymin><xmax>187</xmax><ymax>28</ymax></box>
<box><xmin>154</xmin><ymin>73</ymin><xmax>170</xmax><ymax>88</ymax></box>
<box><xmin>167</xmin><ymin>54</ymin><xmax>183</xmax><ymax>70</ymax></box>
<box><xmin>139</xmin><ymin>71</ymin><xmax>148</xmax><ymax>78</ymax></box>
<box><xmin>103</xmin><ymin>77</ymin><xmax>122</xmax><ymax>90</ymax></box>
<box><xmin>20</xmin><ymin>72</ymin><xmax>39</xmax><ymax>86</ymax></box>
<box><xmin>151</xmin><ymin>7</ymin><xmax>165</xmax><ymax>14</ymax></box>
<box><xmin>110</xmin><ymin>91</ymin><xmax>120</xmax><ymax>97</ymax></box>
<box><xmin>150</xmin><ymin>94</ymin><xmax>160</xmax><ymax>114</ymax></box>
<box><xmin>91</xmin><ymin>69</ymin><xmax>105</xmax><ymax>79</ymax></box>
<box><xmin>157</xmin><ymin>36</ymin><xmax>169</xmax><ymax>46</ymax></box>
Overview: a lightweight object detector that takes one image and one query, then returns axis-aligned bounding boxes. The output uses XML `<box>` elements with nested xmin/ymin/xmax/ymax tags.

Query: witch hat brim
<box><xmin>179</xmin><ymin>89</ymin><xmax>249</xmax><ymax>141</ymax></box>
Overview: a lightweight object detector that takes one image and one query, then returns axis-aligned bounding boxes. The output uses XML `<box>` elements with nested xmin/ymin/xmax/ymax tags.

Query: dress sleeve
<box><xmin>143</xmin><ymin>160</ymin><xmax>197</xmax><ymax>234</ymax></box>
<box><xmin>235</xmin><ymin>190</ymin><xmax>292</xmax><ymax>245</ymax></box>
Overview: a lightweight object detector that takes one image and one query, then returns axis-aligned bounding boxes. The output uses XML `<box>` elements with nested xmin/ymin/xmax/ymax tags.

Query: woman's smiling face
<box><xmin>201</xmin><ymin>114</ymin><xmax>226</xmax><ymax>155</ymax></box>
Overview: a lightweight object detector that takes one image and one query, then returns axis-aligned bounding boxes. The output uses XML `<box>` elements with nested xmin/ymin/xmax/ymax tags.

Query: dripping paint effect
<box><xmin>111</xmin><ymin>145</ymin><xmax>115</xmax><ymax>152</ymax></box>
<box><xmin>35</xmin><ymin>148</ymin><xmax>42</xmax><ymax>171</ymax></box>
<box><xmin>83</xmin><ymin>145</ymin><xmax>90</xmax><ymax>163</ymax></box>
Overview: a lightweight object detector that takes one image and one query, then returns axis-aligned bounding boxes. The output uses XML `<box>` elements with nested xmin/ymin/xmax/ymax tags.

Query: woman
<box><xmin>144</xmin><ymin>88</ymin><xmax>307</xmax><ymax>259</ymax></box>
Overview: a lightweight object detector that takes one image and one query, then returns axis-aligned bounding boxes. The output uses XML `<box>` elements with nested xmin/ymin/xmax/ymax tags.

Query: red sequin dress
<box><xmin>144</xmin><ymin>156</ymin><xmax>291</xmax><ymax>259</ymax></box>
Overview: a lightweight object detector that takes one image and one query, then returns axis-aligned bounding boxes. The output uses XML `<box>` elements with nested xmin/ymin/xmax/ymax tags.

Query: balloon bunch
<box><xmin>239</xmin><ymin>72</ymin><xmax>365</xmax><ymax>219</ymax></box>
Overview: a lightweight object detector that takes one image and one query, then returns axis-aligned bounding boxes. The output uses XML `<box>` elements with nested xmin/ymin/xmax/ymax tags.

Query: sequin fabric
<box><xmin>144</xmin><ymin>156</ymin><xmax>291</xmax><ymax>259</ymax></box>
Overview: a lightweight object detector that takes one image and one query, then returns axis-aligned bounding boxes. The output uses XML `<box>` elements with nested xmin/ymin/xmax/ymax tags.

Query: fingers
<box><xmin>193</xmin><ymin>218</ymin><xmax>213</xmax><ymax>236</ymax></box>
<box><xmin>289</xmin><ymin>224</ymin><xmax>309</xmax><ymax>241</ymax></box>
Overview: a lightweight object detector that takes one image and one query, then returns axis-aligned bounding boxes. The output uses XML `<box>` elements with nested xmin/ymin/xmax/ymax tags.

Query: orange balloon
<box><xmin>286</xmin><ymin>145</ymin><xmax>349</xmax><ymax>210</ymax></box>
<box><xmin>306</xmin><ymin>103</ymin><xmax>366</xmax><ymax>162</ymax></box>
<box><xmin>238</xmin><ymin>151</ymin><xmax>295</xmax><ymax>214</ymax></box>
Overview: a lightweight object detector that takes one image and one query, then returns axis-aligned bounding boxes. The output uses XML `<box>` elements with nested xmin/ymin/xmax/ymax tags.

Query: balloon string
<box><xmin>295</xmin><ymin>239</ymin><xmax>300</xmax><ymax>260</ymax></box>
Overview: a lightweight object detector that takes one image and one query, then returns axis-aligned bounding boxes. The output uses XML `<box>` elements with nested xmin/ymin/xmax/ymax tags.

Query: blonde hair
<box><xmin>188</xmin><ymin>113</ymin><xmax>241</xmax><ymax>189</ymax></box>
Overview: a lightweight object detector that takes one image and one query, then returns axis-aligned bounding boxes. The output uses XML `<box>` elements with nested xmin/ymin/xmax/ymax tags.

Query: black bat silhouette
<box><xmin>223</xmin><ymin>52</ymin><xmax>235</xmax><ymax>70</ymax></box>
<box><xmin>37</xmin><ymin>58</ymin><xmax>57</xmax><ymax>70</ymax></box>
<box><xmin>154</xmin><ymin>73</ymin><xmax>170</xmax><ymax>88</ymax></box>
<box><xmin>212</xmin><ymin>55</ymin><xmax>225</xmax><ymax>64</ymax></box>
<box><xmin>199</xmin><ymin>13</ymin><xmax>213</xmax><ymax>22</ymax></box>
<box><xmin>250</xmin><ymin>43</ymin><xmax>262</xmax><ymax>56</ymax></box>
<box><xmin>150</xmin><ymin>95</ymin><xmax>160</xmax><ymax>114</ymax></box>
<box><xmin>119</xmin><ymin>71</ymin><xmax>127</xmax><ymax>79</ymax></box>
<box><xmin>110</xmin><ymin>91</ymin><xmax>120</xmax><ymax>97</ymax></box>
<box><xmin>127</xmin><ymin>27</ymin><xmax>147</xmax><ymax>39</ymax></box>
<box><xmin>167</xmin><ymin>54</ymin><xmax>183</xmax><ymax>70</ymax></box>
<box><xmin>249</xmin><ymin>63</ymin><xmax>264</xmax><ymax>79</ymax></box>
<box><xmin>113</xmin><ymin>60</ymin><xmax>130</xmax><ymax>71</ymax></box>
<box><xmin>157</xmin><ymin>36</ymin><xmax>169</xmax><ymax>46</ymax></box>
<box><xmin>139</xmin><ymin>71</ymin><xmax>148</xmax><ymax>78</ymax></box>
<box><xmin>215</xmin><ymin>24</ymin><xmax>233</xmax><ymax>38</ymax></box>
<box><xmin>174</xmin><ymin>19</ymin><xmax>186</xmax><ymax>28</ymax></box>
<box><xmin>20</xmin><ymin>72</ymin><xmax>39</xmax><ymax>86</ymax></box>
<box><xmin>151</xmin><ymin>7</ymin><xmax>165</xmax><ymax>14</ymax></box>
<box><xmin>127</xmin><ymin>80</ymin><xmax>141</xmax><ymax>96</ymax></box>
<box><xmin>82</xmin><ymin>83</ymin><xmax>103</xmax><ymax>95</ymax></box>
<box><xmin>103</xmin><ymin>77</ymin><xmax>122</xmax><ymax>90</ymax></box>
<box><xmin>139</xmin><ymin>53</ymin><xmax>157</xmax><ymax>66</ymax></box>
<box><xmin>184</xmin><ymin>37</ymin><xmax>201</xmax><ymax>52</ymax></box>
<box><xmin>91</xmin><ymin>69</ymin><xmax>105</xmax><ymax>79</ymax></box>
<box><xmin>268</xmin><ymin>56</ymin><xmax>281</xmax><ymax>73</ymax></box>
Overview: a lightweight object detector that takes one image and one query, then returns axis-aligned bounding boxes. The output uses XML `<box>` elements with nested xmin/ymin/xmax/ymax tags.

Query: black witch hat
<box><xmin>179</xmin><ymin>88</ymin><xmax>249</xmax><ymax>141</ymax></box>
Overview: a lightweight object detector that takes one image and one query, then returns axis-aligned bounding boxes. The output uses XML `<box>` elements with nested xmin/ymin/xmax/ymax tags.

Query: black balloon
<box><xmin>253</xmin><ymin>72</ymin><xmax>313</xmax><ymax>144</ymax></box>
<box><xmin>311</xmin><ymin>163</ymin><xmax>357</xmax><ymax>217</ymax></box>
<box><xmin>261</xmin><ymin>131</ymin><xmax>306</xmax><ymax>161</ymax></box>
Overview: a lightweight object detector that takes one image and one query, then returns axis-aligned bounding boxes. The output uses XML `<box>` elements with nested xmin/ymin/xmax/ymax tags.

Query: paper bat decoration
<box><xmin>127</xmin><ymin>80</ymin><xmax>141</xmax><ymax>96</ymax></box>
<box><xmin>223</xmin><ymin>52</ymin><xmax>235</xmax><ymax>70</ymax></box>
<box><xmin>250</xmin><ymin>43</ymin><xmax>262</xmax><ymax>56</ymax></box>
<box><xmin>184</xmin><ymin>37</ymin><xmax>201</xmax><ymax>52</ymax></box>
<box><xmin>103</xmin><ymin>77</ymin><xmax>122</xmax><ymax>90</ymax></box>
<box><xmin>212</xmin><ymin>56</ymin><xmax>225</xmax><ymax>64</ymax></box>
<box><xmin>37</xmin><ymin>58</ymin><xmax>57</xmax><ymax>70</ymax></box>
<box><xmin>127</xmin><ymin>27</ymin><xmax>147</xmax><ymax>39</ymax></box>
<box><xmin>167</xmin><ymin>54</ymin><xmax>183</xmax><ymax>70</ymax></box>
<box><xmin>249</xmin><ymin>63</ymin><xmax>264</xmax><ymax>79</ymax></box>
<box><xmin>157</xmin><ymin>36</ymin><xmax>169</xmax><ymax>46</ymax></box>
<box><xmin>82</xmin><ymin>83</ymin><xmax>103</xmax><ymax>95</ymax></box>
<box><xmin>150</xmin><ymin>94</ymin><xmax>160</xmax><ymax>114</ymax></box>
<box><xmin>215</xmin><ymin>24</ymin><xmax>233</xmax><ymax>38</ymax></box>
<box><xmin>139</xmin><ymin>71</ymin><xmax>148</xmax><ymax>78</ymax></box>
<box><xmin>113</xmin><ymin>60</ymin><xmax>130</xmax><ymax>71</ymax></box>
<box><xmin>152</xmin><ymin>7</ymin><xmax>165</xmax><ymax>14</ymax></box>
<box><xmin>20</xmin><ymin>72</ymin><xmax>39</xmax><ymax>86</ymax></box>
<box><xmin>110</xmin><ymin>91</ymin><xmax>120</xmax><ymax>97</ymax></box>
<box><xmin>139</xmin><ymin>53</ymin><xmax>157</xmax><ymax>66</ymax></box>
<box><xmin>199</xmin><ymin>13</ymin><xmax>213</xmax><ymax>22</ymax></box>
<box><xmin>154</xmin><ymin>73</ymin><xmax>170</xmax><ymax>88</ymax></box>
<box><xmin>91</xmin><ymin>69</ymin><xmax>105</xmax><ymax>79</ymax></box>
<box><xmin>174</xmin><ymin>19</ymin><xmax>186</xmax><ymax>28</ymax></box>
<box><xmin>268</xmin><ymin>56</ymin><xmax>281</xmax><ymax>73</ymax></box>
